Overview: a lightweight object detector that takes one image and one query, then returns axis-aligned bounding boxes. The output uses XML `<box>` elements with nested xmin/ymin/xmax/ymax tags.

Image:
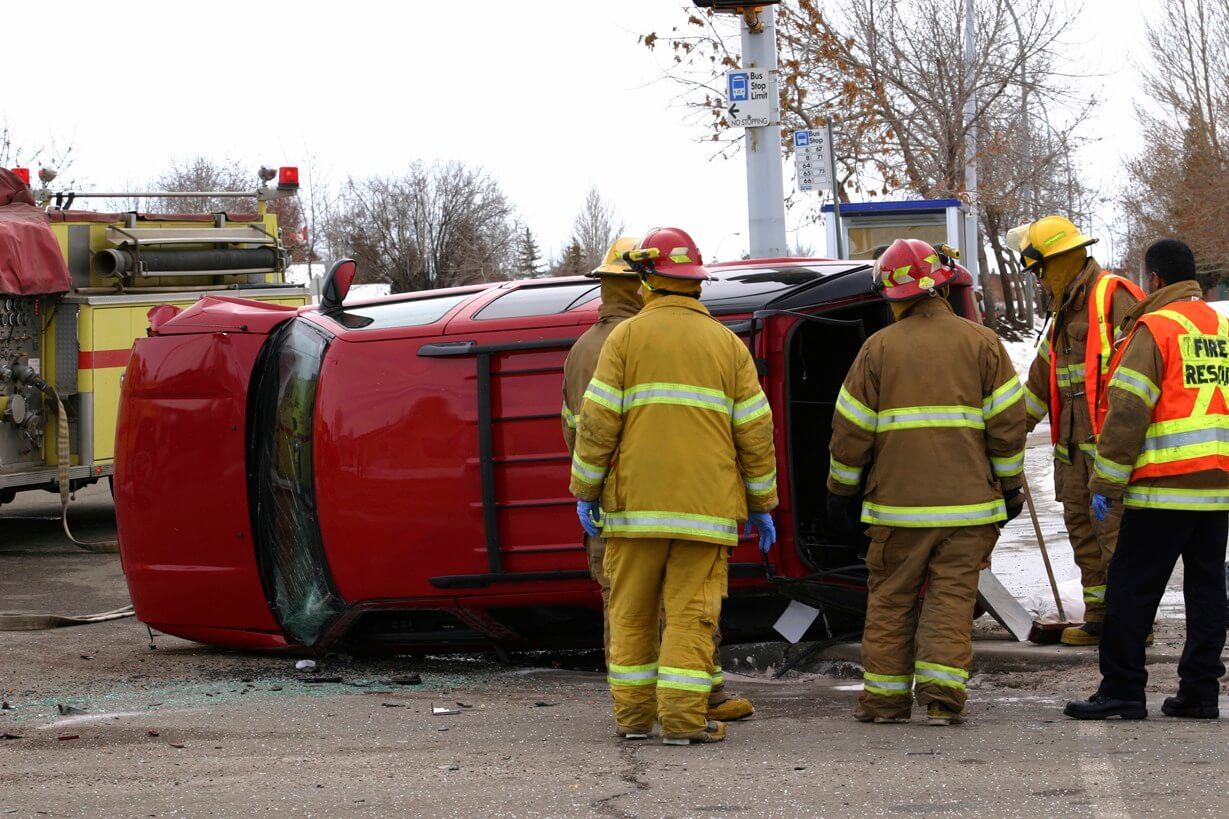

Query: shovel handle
<box><xmin>1022</xmin><ymin>475</ymin><xmax>1067</xmax><ymax>621</ymax></box>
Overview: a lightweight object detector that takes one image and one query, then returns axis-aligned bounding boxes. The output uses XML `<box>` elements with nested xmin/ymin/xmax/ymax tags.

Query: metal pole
<box><xmin>962</xmin><ymin>0</ymin><xmax>981</xmax><ymax>284</ymax></box>
<box><xmin>741</xmin><ymin>6</ymin><xmax>787</xmax><ymax>258</ymax></box>
<box><xmin>825</xmin><ymin>120</ymin><xmax>844</xmax><ymax>258</ymax></box>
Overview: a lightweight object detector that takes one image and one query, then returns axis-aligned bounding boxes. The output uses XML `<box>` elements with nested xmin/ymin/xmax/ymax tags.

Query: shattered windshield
<box><xmin>248</xmin><ymin>318</ymin><xmax>344</xmax><ymax>646</ymax></box>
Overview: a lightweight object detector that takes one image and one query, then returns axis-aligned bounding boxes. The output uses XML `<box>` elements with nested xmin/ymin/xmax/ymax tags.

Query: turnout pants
<box><xmin>1098</xmin><ymin>508</ymin><xmax>1227</xmax><ymax>704</ymax></box>
<box><xmin>857</xmin><ymin>524</ymin><xmax>998</xmax><ymax>720</ymax></box>
<box><xmin>587</xmin><ymin>534</ymin><xmax>731</xmax><ymax>706</ymax></box>
<box><xmin>1056</xmin><ymin>449</ymin><xmax>1124</xmax><ymax>622</ymax></box>
<box><xmin>604</xmin><ymin>537</ymin><xmax>727</xmax><ymax>738</ymax></box>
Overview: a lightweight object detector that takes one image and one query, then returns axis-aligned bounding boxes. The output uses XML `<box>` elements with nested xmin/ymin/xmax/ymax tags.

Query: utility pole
<box><xmin>739</xmin><ymin>5</ymin><xmax>787</xmax><ymax>258</ymax></box>
<box><xmin>962</xmin><ymin>0</ymin><xmax>982</xmax><ymax>286</ymax></box>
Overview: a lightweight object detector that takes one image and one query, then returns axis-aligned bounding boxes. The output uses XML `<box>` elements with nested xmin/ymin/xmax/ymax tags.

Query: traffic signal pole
<box><xmin>740</xmin><ymin>6</ymin><xmax>788</xmax><ymax>258</ymax></box>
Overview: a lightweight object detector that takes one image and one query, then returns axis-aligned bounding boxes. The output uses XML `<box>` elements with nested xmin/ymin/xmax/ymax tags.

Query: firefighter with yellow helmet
<box><xmin>1015</xmin><ymin>216</ymin><xmax>1144</xmax><ymax>645</ymax></box>
<box><xmin>561</xmin><ymin>235</ymin><xmax>757</xmax><ymax>727</ymax></box>
<box><xmin>827</xmin><ymin>238</ymin><xmax>1027</xmax><ymax>726</ymax></box>
<box><xmin>569</xmin><ymin>226</ymin><xmax>777</xmax><ymax>745</ymax></box>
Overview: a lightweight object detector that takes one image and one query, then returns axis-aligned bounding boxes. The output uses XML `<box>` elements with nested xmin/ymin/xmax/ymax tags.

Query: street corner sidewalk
<box><xmin>719</xmin><ymin>617</ymin><xmax>1189</xmax><ymax>679</ymax></box>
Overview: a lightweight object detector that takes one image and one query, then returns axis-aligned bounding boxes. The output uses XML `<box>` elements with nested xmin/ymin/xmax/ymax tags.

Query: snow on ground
<box><xmin>992</xmin><ymin>336</ymin><xmax>1186</xmax><ymax>620</ymax></box>
<box><xmin>284</xmin><ymin>263</ymin><xmax>391</xmax><ymax>304</ymax></box>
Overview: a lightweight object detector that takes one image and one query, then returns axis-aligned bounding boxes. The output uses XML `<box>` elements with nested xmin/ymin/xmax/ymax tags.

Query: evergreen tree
<box><xmin>517</xmin><ymin>226</ymin><xmax>543</xmax><ymax>277</ymax></box>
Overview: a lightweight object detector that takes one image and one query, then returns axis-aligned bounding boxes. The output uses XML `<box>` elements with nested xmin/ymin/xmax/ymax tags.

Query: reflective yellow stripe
<box><xmin>990</xmin><ymin>450</ymin><xmax>1025</xmax><ymax>477</ymax></box>
<box><xmin>861</xmin><ymin>500</ymin><xmax>1006</xmax><ymax>527</ymax></box>
<box><xmin>835</xmin><ymin>386</ymin><xmax>877</xmax><ymax>431</ymax></box>
<box><xmin>1024</xmin><ymin>386</ymin><xmax>1047</xmax><ymax>420</ymax></box>
<box><xmin>658</xmin><ymin>666</ymin><xmax>713</xmax><ymax>693</ymax></box>
<box><xmin>1092</xmin><ymin>273</ymin><xmax>1116</xmax><ymax>373</ymax></box>
<box><xmin>624</xmin><ymin>381</ymin><xmax>733</xmax><ymax>415</ymax></box>
<box><xmin>1054</xmin><ymin>443</ymin><xmax>1072</xmax><ymax>464</ymax></box>
<box><xmin>1136</xmin><ymin>416</ymin><xmax>1229</xmax><ymax>469</ymax></box>
<box><xmin>914</xmin><ymin>661</ymin><xmax>968</xmax><ymax>689</ymax></box>
<box><xmin>983</xmin><ymin>376</ymin><xmax>1023</xmax><ymax>419</ymax></box>
<box><xmin>1083</xmin><ymin>585</ymin><xmax>1107</xmax><ymax>603</ymax></box>
<box><xmin>608</xmin><ymin>662</ymin><xmax>658</xmax><ymax>687</ymax></box>
<box><xmin>732</xmin><ymin>391</ymin><xmax>771</xmax><ymax>425</ymax></box>
<box><xmin>877</xmin><ymin>405</ymin><xmax>984</xmax><ymax>431</ymax></box>
<box><xmin>828</xmin><ymin>457</ymin><xmax>863</xmax><ymax>486</ymax></box>
<box><xmin>743</xmin><ymin>470</ymin><xmax>778</xmax><ymax>495</ymax></box>
<box><xmin>1056</xmin><ymin>364</ymin><xmax>1086</xmax><ymax>388</ymax></box>
<box><xmin>1124</xmin><ymin>486</ymin><xmax>1229</xmax><ymax>510</ymax></box>
<box><xmin>603</xmin><ymin>511</ymin><xmax>739</xmax><ymax>544</ymax></box>
<box><xmin>571</xmin><ymin>454</ymin><xmax>606</xmax><ymax>484</ymax></box>
<box><xmin>1108</xmin><ymin>366</ymin><xmax>1160</xmax><ymax>407</ymax></box>
<box><xmin>561</xmin><ymin>403</ymin><xmax>577</xmax><ymax>429</ymax></box>
<box><xmin>584</xmin><ymin>378</ymin><xmax>623</xmax><ymax>412</ymax></box>
<box><xmin>712</xmin><ymin>668</ymin><xmax>724</xmax><ymax>686</ymax></box>
<box><xmin>1038</xmin><ymin>335</ymin><xmax>1052</xmax><ymax>364</ymax></box>
<box><xmin>1093</xmin><ymin>450</ymin><xmax>1132</xmax><ymax>484</ymax></box>
<box><xmin>864</xmin><ymin>672</ymin><xmax>912</xmax><ymax>696</ymax></box>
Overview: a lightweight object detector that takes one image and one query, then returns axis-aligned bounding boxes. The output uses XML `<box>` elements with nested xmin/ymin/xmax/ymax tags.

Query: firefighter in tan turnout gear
<box><xmin>827</xmin><ymin>239</ymin><xmax>1027</xmax><ymax>726</ymax></box>
<box><xmin>561</xmin><ymin>235</ymin><xmax>755</xmax><ymax>724</ymax></box>
<box><xmin>1016</xmin><ymin>216</ymin><xmax>1143</xmax><ymax>645</ymax></box>
<box><xmin>569</xmin><ymin>226</ymin><xmax>778</xmax><ymax>745</ymax></box>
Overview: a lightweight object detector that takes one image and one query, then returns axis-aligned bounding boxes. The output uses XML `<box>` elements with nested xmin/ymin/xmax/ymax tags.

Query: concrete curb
<box><xmin>721</xmin><ymin>634</ymin><xmax>1185</xmax><ymax>678</ymax></box>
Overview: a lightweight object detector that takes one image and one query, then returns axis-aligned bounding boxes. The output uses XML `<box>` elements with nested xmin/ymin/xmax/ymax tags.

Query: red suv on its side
<box><xmin>114</xmin><ymin>258</ymin><xmax>979</xmax><ymax>652</ymax></box>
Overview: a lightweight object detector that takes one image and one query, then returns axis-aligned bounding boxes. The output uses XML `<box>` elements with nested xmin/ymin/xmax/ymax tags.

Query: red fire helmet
<box><xmin>625</xmin><ymin>226</ymin><xmax>712</xmax><ymax>280</ymax></box>
<box><xmin>874</xmin><ymin>238</ymin><xmax>957</xmax><ymax>301</ymax></box>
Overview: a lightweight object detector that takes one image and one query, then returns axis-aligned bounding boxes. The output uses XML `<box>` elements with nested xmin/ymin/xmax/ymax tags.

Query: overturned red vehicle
<box><xmin>114</xmin><ymin>258</ymin><xmax>978</xmax><ymax>652</ymax></box>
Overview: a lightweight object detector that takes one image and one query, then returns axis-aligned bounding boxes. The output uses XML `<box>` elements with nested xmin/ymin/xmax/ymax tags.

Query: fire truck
<box><xmin>114</xmin><ymin>255</ymin><xmax>979</xmax><ymax>652</ymax></box>
<box><xmin>0</xmin><ymin>165</ymin><xmax>307</xmax><ymax>514</ymax></box>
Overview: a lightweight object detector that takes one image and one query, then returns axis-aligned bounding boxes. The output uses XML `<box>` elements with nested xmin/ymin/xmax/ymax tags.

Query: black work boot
<box><xmin>1161</xmin><ymin>694</ymin><xmax>1219</xmax><ymax>720</ymax></box>
<box><xmin>1063</xmin><ymin>693</ymin><xmax>1147</xmax><ymax>720</ymax></box>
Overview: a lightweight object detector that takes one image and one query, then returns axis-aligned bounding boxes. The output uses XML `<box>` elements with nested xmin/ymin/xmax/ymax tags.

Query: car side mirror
<box><xmin>320</xmin><ymin>258</ymin><xmax>358</xmax><ymax>312</ymax></box>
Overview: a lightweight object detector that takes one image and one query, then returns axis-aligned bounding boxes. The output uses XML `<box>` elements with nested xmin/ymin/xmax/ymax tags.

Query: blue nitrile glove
<box><xmin>577</xmin><ymin>499</ymin><xmax>603</xmax><ymax>537</ymax></box>
<box><xmin>1091</xmin><ymin>493</ymin><xmax>1111</xmax><ymax>523</ymax></box>
<box><xmin>744</xmin><ymin>511</ymin><xmax>777</xmax><ymax>554</ymax></box>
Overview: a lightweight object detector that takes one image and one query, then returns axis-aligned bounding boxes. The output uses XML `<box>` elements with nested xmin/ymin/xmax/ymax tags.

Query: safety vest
<box><xmin>1113</xmin><ymin>301</ymin><xmax>1229</xmax><ymax>482</ymax></box>
<box><xmin>1048</xmin><ymin>272</ymin><xmax>1144</xmax><ymax>443</ymax></box>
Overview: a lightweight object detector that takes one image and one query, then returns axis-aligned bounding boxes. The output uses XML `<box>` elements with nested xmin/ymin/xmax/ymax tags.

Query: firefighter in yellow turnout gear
<box><xmin>827</xmin><ymin>239</ymin><xmax>1027</xmax><ymax>725</ymax></box>
<box><xmin>561</xmin><ymin>237</ymin><xmax>754</xmax><ymax>723</ymax></box>
<box><xmin>1016</xmin><ymin>216</ymin><xmax>1143</xmax><ymax>645</ymax></box>
<box><xmin>569</xmin><ymin>227</ymin><xmax>778</xmax><ymax>745</ymax></box>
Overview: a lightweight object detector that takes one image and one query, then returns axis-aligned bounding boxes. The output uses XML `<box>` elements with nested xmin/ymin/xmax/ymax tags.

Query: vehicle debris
<box><xmin>391</xmin><ymin>674</ymin><xmax>422</xmax><ymax>685</ymax></box>
<box><xmin>147</xmin><ymin>730</ymin><xmax>160</xmax><ymax>737</ymax></box>
<box><xmin>534</xmin><ymin>701</ymin><xmax>560</xmax><ymax>708</ymax></box>
<box><xmin>295</xmin><ymin>659</ymin><xmax>317</xmax><ymax>672</ymax></box>
<box><xmin>57</xmin><ymin>734</ymin><xmax>79</xmax><ymax>741</ymax></box>
<box><xmin>300</xmin><ymin>676</ymin><xmax>343</xmax><ymax>684</ymax></box>
<box><xmin>1</xmin><ymin>733</ymin><xmax>22</xmax><ymax>740</ymax></box>
<box><xmin>56</xmin><ymin>704</ymin><xmax>87</xmax><ymax>715</ymax></box>
<box><xmin>432</xmin><ymin>705</ymin><xmax>461</xmax><ymax>716</ymax></box>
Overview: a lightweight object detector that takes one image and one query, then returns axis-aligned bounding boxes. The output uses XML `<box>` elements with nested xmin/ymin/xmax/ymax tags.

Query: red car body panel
<box><xmin>114</xmin><ymin>331</ymin><xmax>284</xmax><ymax>642</ymax></box>
<box><xmin>115</xmin><ymin>259</ymin><xmax>979</xmax><ymax>651</ymax></box>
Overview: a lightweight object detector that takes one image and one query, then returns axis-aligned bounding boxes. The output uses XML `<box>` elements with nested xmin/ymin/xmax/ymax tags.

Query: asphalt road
<box><xmin>2</xmin><ymin>486</ymin><xmax>1227</xmax><ymax>818</ymax></box>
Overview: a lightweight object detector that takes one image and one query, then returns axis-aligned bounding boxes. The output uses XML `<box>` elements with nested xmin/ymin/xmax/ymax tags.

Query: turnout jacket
<box><xmin>827</xmin><ymin>297</ymin><xmax>1027</xmax><ymax>527</ymax></box>
<box><xmin>1089</xmin><ymin>280</ymin><xmax>1229</xmax><ymax>509</ymax></box>
<box><xmin>1022</xmin><ymin>259</ymin><xmax>1140</xmax><ymax>463</ymax></box>
<box><xmin>569</xmin><ymin>294</ymin><xmax>778</xmax><ymax>546</ymax></box>
<box><xmin>561</xmin><ymin>292</ymin><xmax>640</xmax><ymax>453</ymax></box>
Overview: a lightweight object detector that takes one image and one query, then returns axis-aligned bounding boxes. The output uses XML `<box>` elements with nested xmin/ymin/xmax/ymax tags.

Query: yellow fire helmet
<box><xmin>1020</xmin><ymin>215</ymin><xmax>1097</xmax><ymax>270</ymax></box>
<box><xmin>588</xmin><ymin>235</ymin><xmax>643</xmax><ymax>278</ymax></box>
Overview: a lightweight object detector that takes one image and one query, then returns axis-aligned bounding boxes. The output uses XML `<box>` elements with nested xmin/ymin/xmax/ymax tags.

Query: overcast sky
<box><xmin>4</xmin><ymin>0</ymin><xmax>1147</xmax><ymax>264</ymax></box>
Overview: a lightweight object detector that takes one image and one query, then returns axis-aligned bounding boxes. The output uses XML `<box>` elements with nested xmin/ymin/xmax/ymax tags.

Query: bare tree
<box><xmin>0</xmin><ymin>126</ymin><xmax>76</xmax><ymax>186</ymax></box>
<box><xmin>330</xmin><ymin>161</ymin><xmax>520</xmax><ymax>293</ymax></box>
<box><xmin>642</xmin><ymin>0</ymin><xmax>1096</xmax><ymax>333</ymax></box>
<box><xmin>1121</xmin><ymin>0</ymin><xmax>1229</xmax><ymax>287</ymax></box>
<box><xmin>149</xmin><ymin>156</ymin><xmax>306</xmax><ymax>258</ymax></box>
<box><xmin>570</xmin><ymin>187</ymin><xmax>623</xmax><ymax>271</ymax></box>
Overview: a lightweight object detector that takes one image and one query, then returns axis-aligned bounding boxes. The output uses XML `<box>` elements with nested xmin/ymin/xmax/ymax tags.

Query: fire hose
<box><xmin>0</xmin><ymin>367</ymin><xmax>134</xmax><ymax>630</ymax></box>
